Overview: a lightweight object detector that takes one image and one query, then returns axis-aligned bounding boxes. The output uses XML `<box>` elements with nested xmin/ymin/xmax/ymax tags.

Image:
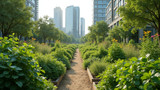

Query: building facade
<box><xmin>80</xmin><ymin>18</ymin><xmax>85</xmax><ymax>37</ymax></box>
<box><xmin>54</xmin><ymin>7</ymin><xmax>63</xmax><ymax>30</ymax></box>
<box><xmin>93</xmin><ymin>0</ymin><xmax>110</xmax><ymax>24</ymax></box>
<box><xmin>106</xmin><ymin>0</ymin><xmax>156</xmax><ymax>43</ymax></box>
<box><xmin>26</xmin><ymin>0</ymin><xmax>39</xmax><ymax>21</ymax></box>
<box><xmin>106</xmin><ymin>0</ymin><xmax>125</xmax><ymax>28</ymax></box>
<box><xmin>65</xmin><ymin>6</ymin><xmax>80</xmax><ymax>38</ymax></box>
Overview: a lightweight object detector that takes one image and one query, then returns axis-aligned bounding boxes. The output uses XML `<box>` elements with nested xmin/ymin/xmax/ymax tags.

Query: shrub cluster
<box><xmin>36</xmin><ymin>53</ymin><xmax>66</xmax><ymax>80</ymax></box>
<box><xmin>0</xmin><ymin>36</ymin><xmax>56</xmax><ymax>89</ymax></box>
<box><xmin>97</xmin><ymin>57</ymin><xmax>160</xmax><ymax>90</ymax></box>
<box><xmin>52</xmin><ymin>42</ymin><xmax>77</xmax><ymax>69</ymax></box>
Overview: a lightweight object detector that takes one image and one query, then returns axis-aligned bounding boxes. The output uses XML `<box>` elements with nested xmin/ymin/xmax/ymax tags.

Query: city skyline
<box><xmin>39</xmin><ymin>0</ymin><xmax>92</xmax><ymax>34</ymax></box>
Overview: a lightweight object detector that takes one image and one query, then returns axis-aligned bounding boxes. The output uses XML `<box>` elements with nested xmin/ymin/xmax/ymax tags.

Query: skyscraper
<box><xmin>54</xmin><ymin>7</ymin><xmax>63</xmax><ymax>30</ymax></box>
<box><xmin>80</xmin><ymin>18</ymin><xmax>85</xmax><ymax>37</ymax></box>
<box><xmin>93</xmin><ymin>0</ymin><xmax>109</xmax><ymax>24</ymax></box>
<box><xmin>26</xmin><ymin>0</ymin><xmax>39</xmax><ymax>21</ymax></box>
<box><xmin>65</xmin><ymin>6</ymin><xmax>80</xmax><ymax>38</ymax></box>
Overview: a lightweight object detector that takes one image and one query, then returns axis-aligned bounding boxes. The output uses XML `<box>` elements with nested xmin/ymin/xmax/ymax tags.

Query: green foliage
<box><xmin>121</xmin><ymin>44</ymin><xmax>140</xmax><ymax>59</ymax></box>
<box><xmin>129</xmin><ymin>39</ymin><xmax>135</xmax><ymax>45</ymax></box>
<box><xmin>108</xmin><ymin>43</ymin><xmax>126</xmax><ymax>62</ymax></box>
<box><xmin>52</xmin><ymin>41</ymin><xmax>61</xmax><ymax>51</ymax></box>
<box><xmin>97</xmin><ymin>60</ymin><xmax>124</xmax><ymax>90</ymax></box>
<box><xmin>140</xmin><ymin>36</ymin><xmax>160</xmax><ymax>60</ymax></box>
<box><xmin>0</xmin><ymin>0</ymin><xmax>33</xmax><ymax>37</ymax></box>
<box><xmin>83</xmin><ymin>50</ymin><xmax>98</xmax><ymax>60</ymax></box>
<box><xmin>115</xmin><ymin>57</ymin><xmax>160</xmax><ymax>90</ymax></box>
<box><xmin>0</xmin><ymin>35</ymin><xmax>56</xmax><ymax>89</ymax></box>
<box><xmin>83</xmin><ymin>57</ymin><xmax>100</xmax><ymax>69</ymax></box>
<box><xmin>36</xmin><ymin>53</ymin><xmax>66</xmax><ymax>80</ymax></box>
<box><xmin>29</xmin><ymin>41</ymin><xmax>52</xmax><ymax>55</ymax></box>
<box><xmin>118</xmin><ymin>0</ymin><xmax>160</xmax><ymax>41</ymax></box>
<box><xmin>53</xmin><ymin>48</ymin><xmax>71</xmax><ymax>69</ymax></box>
<box><xmin>98</xmin><ymin>46</ymin><xmax>108</xmax><ymax>58</ymax></box>
<box><xmin>97</xmin><ymin>57</ymin><xmax>160</xmax><ymax>90</ymax></box>
<box><xmin>107</xmin><ymin>26</ymin><xmax>131</xmax><ymax>42</ymax></box>
<box><xmin>35</xmin><ymin>16</ymin><xmax>72</xmax><ymax>43</ymax></box>
<box><xmin>81</xmin><ymin>21</ymin><xmax>109</xmax><ymax>43</ymax></box>
<box><xmin>89</xmin><ymin>61</ymin><xmax>108</xmax><ymax>76</ymax></box>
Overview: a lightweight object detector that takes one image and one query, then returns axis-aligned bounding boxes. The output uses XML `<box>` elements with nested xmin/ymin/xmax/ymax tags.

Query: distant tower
<box><xmin>54</xmin><ymin>7</ymin><xmax>63</xmax><ymax>30</ymax></box>
<box><xmin>93</xmin><ymin>0</ymin><xmax>109</xmax><ymax>24</ymax></box>
<box><xmin>80</xmin><ymin>18</ymin><xmax>85</xmax><ymax>37</ymax></box>
<box><xmin>65</xmin><ymin>6</ymin><xmax>80</xmax><ymax>38</ymax></box>
<box><xmin>26</xmin><ymin>0</ymin><xmax>39</xmax><ymax>21</ymax></box>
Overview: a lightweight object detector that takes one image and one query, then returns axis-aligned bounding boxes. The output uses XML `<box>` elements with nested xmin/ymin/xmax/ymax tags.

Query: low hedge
<box><xmin>36</xmin><ymin>54</ymin><xmax>66</xmax><ymax>80</ymax></box>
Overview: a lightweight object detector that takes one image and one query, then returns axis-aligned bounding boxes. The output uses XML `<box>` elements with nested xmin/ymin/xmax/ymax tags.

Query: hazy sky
<box><xmin>39</xmin><ymin>0</ymin><xmax>93</xmax><ymax>34</ymax></box>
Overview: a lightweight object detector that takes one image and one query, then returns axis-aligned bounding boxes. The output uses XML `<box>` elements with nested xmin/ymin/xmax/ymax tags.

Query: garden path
<box><xmin>58</xmin><ymin>49</ymin><xmax>92</xmax><ymax>90</ymax></box>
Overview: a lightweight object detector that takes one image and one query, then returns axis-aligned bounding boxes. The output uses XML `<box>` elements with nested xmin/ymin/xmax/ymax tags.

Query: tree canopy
<box><xmin>0</xmin><ymin>0</ymin><xmax>33</xmax><ymax>37</ymax></box>
<box><xmin>35</xmin><ymin>16</ymin><xmax>73</xmax><ymax>43</ymax></box>
<box><xmin>84</xmin><ymin>21</ymin><xmax>109</xmax><ymax>43</ymax></box>
<box><xmin>119</xmin><ymin>0</ymin><xmax>160</xmax><ymax>41</ymax></box>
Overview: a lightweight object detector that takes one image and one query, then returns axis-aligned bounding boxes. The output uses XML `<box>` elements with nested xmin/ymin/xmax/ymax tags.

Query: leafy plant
<box><xmin>83</xmin><ymin>57</ymin><xmax>100</xmax><ymax>69</ymax></box>
<box><xmin>53</xmin><ymin>48</ymin><xmax>71</xmax><ymax>69</ymax></box>
<box><xmin>36</xmin><ymin>53</ymin><xmax>66</xmax><ymax>80</ymax></box>
<box><xmin>89</xmin><ymin>61</ymin><xmax>108</xmax><ymax>76</ymax></box>
<box><xmin>115</xmin><ymin>57</ymin><xmax>160</xmax><ymax>90</ymax></box>
<box><xmin>97</xmin><ymin>60</ymin><xmax>125</xmax><ymax>90</ymax></box>
<box><xmin>0</xmin><ymin>35</ymin><xmax>56</xmax><ymax>89</ymax></box>
<box><xmin>140</xmin><ymin>32</ymin><xmax>160</xmax><ymax>60</ymax></box>
<box><xmin>29</xmin><ymin>41</ymin><xmax>52</xmax><ymax>55</ymax></box>
<box><xmin>121</xmin><ymin>44</ymin><xmax>140</xmax><ymax>59</ymax></box>
<box><xmin>108</xmin><ymin>43</ymin><xmax>126</xmax><ymax>62</ymax></box>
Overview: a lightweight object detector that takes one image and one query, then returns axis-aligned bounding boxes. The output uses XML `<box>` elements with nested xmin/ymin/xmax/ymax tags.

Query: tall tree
<box><xmin>0</xmin><ymin>0</ymin><xmax>33</xmax><ymax>37</ymax></box>
<box><xmin>119</xmin><ymin>0</ymin><xmax>160</xmax><ymax>43</ymax></box>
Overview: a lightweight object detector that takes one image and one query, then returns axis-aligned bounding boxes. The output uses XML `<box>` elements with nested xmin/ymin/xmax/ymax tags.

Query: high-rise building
<box><xmin>26</xmin><ymin>0</ymin><xmax>39</xmax><ymax>21</ymax></box>
<box><xmin>65</xmin><ymin>6</ymin><xmax>80</xmax><ymax>38</ymax></box>
<box><xmin>93</xmin><ymin>0</ymin><xmax>110</xmax><ymax>24</ymax></box>
<box><xmin>80</xmin><ymin>18</ymin><xmax>85</xmax><ymax>37</ymax></box>
<box><xmin>54</xmin><ymin>7</ymin><xmax>63</xmax><ymax>30</ymax></box>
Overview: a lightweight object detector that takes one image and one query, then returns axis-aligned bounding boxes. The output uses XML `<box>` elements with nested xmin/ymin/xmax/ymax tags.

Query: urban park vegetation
<box><xmin>0</xmin><ymin>0</ymin><xmax>160</xmax><ymax>89</ymax></box>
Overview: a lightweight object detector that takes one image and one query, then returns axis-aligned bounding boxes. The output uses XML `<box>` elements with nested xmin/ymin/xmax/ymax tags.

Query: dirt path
<box><xmin>58</xmin><ymin>49</ymin><xmax>92</xmax><ymax>90</ymax></box>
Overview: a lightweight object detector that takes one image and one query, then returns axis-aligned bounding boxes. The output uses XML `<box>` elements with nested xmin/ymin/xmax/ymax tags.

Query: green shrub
<box><xmin>52</xmin><ymin>41</ymin><xmax>61</xmax><ymax>51</ymax></box>
<box><xmin>53</xmin><ymin>49</ymin><xmax>71</xmax><ymax>69</ymax></box>
<box><xmin>63</xmin><ymin>50</ymin><xmax>72</xmax><ymax>61</ymax></box>
<box><xmin>97</xmin><ymin>60</ymin><xmax>125</xmax><ymax>90</ymax></box>
<box><xmin>97</xmin><ymin>57</ymin><xmax>160</xmax><ymax>90</ymax></box>
<box><xmin>0</xmin><ymin>36</ymin><xmax>56</xmax><ymax>89</ymax></box>
<box><xmin>121</xmin><ymin>44</ymin><xmax>140</xmax><ymax>59</ymax></box>
<box><xmin>82</xmin><ymin>50</ymin><xmax>97</xmax><ymax>60</ymax></box>
<box><xmin>29</xmin><ymin>41</ymin><xmax>52</xmax><ymax>55</ymax></box>
<box><xmin>36</xmin><ymin>54</ymin><xmax>66</xmax><ymax>80</ymax></box>
<box><xmin>108</xmin><ymin>43</ymin><xmax>126</xmax><ymax>62</ymax></box>
<box><xmin>89</xmin><ymin>61</ymin><xmax>108</xmax><ymax>76</ymax></box>
<box><xmin>129</xmin><ymin>39</ymin><xmax>135</xmax><ymax>45</ymax></box>
<box><xmin>116</xmin><ymin>57</ymin><xmax>160</xmax><ymax>90</ymax></box>
<box><xmin>140</xmin><ymin>37</ymin><xmax>160</xmax><ymax>60</ymax></box>
<box><xmin>83</xmin><ymin>57</ymin><xmax>100</xmax><ymax>69</ymax></box>
<box><xmin>98</xmin><ymin>46</ymin><xmax>108</xmax><ymax>58</ymax></box>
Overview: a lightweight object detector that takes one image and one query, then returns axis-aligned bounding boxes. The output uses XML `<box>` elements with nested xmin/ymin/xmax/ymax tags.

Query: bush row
<box><xmin>36</xmin><ymin>41</ymin><xmax>77</xmax><ymax>81</ymax></box>
<box><xmin>97</xmin><ymin>57</ymin><xmax>160</xmax><ymax>90</ymax></box>
<box><xmin>0</xmin><ymin>36</ymin><xmax>56</xmax><ymax>90</ymax></box>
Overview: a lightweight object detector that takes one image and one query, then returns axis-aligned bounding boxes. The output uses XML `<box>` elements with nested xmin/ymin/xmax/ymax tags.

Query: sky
<box><xmin>39</xmin><ymin>0</ymin><xmax>93</xmax><ymax>34</ymax></box>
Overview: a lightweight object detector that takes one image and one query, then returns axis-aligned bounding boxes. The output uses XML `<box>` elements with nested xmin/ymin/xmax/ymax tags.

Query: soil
<box><xmin>57</xmin><ymin>49</ymin><xmax>92</xmax><ymax>90</ymax></box>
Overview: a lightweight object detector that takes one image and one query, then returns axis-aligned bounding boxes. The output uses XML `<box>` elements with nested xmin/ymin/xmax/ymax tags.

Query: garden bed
<box><xmin>87</xmin><ymin>68</ymin><xmax>100</xmax><ymax>83</ymax></box>
<box><xmin>52</xmin><ymin>74</ymin><xmax>65</xmax><ymax>86</ymax></box>
<box><xmin>93</xmin><ymin>82</ymin><xmax>98</xmax><ymax>90</ymax></box>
